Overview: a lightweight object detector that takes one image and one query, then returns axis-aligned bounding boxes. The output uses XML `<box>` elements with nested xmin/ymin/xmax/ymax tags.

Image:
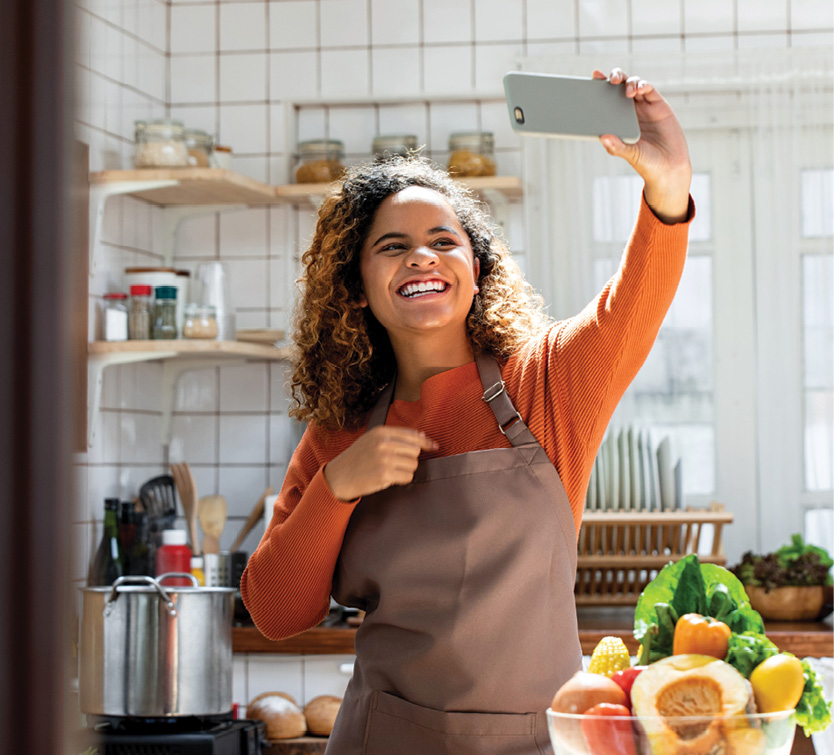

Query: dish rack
<box><xmin>574</xmin><ymin>502</ymin><xmax>733</xmax><ymax>605</ymax></box>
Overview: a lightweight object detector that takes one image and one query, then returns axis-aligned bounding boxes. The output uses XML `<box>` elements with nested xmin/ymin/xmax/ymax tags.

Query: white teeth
<box><xmin>399</xmin><ymin>280</ymin><xmax>447</xmax><ymax>298</ymax></box>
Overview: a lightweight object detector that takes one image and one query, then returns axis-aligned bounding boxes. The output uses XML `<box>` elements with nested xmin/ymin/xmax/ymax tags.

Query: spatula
<box><xmin>170</xmin><ymin>462</ymin><xmax>201</xmax><ymax>556</ymax></box>
<box><xmin>198</xmin><ymin>495</ymin><xmax>227</xmax><ymax>554</ymax></box>
<box><xmin>229</xmin><ymin>486</ymin><xmax>273</xmax><ymax>553</ymax></box>
<box><xmin>138</xmin><ymin>474</ymin><xmax>177</xmax><ymax>535</ymax></box>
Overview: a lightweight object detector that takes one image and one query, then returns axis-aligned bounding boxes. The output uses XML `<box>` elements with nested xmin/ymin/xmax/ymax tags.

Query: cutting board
<box><xmin>262</xmin><ymin>737</ymin><xmax>328</xmax><ymax>754</ymax></box>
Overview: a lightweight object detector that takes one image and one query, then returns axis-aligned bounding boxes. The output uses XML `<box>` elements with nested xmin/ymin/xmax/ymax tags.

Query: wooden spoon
<box><xmin>170</xmin><ymin>462</ymin><xmax>201</xmax><ymax>556</ymax></box>
<box><xmin>229</xmin><ymin>487</ymin><xmax>273</xmax><ymax>553</ymax></box>
<box><xmin>198</xmin><ymin>495</ymin><xmax>227</xmax><ymax>555</ymax></box>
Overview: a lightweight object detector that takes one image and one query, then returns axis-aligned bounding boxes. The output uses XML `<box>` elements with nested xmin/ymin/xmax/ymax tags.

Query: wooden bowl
<box><xmin>745</xmin><ymin>585</ymin><xmax>825</xmax><ymax>621</ymax></box>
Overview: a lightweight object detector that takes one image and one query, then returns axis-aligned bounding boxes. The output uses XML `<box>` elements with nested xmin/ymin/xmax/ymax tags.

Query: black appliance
<box><xmin>76</xmin><ymin>712</ymin><xmax>265</xmax><ymax>754</ymax></box>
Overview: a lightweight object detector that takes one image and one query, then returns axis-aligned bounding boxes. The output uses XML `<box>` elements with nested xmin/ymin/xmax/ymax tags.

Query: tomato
<box><xmin>749</xmin><ymin>654</ymin><xmax>805</xmax><ymax>713</ymax></box>
<box><xmin>610</xmin><ymin>666</ymin><xmax>646</xmax><ymax>705</ymax></box>
<box><xmin>580</xmin><ymin>703</ymin><xmax>637</xmax><ymax>755</ymax></box>
<box><xmin>672</xmin><ymin>613</ymin><xmax>731</xmax><ymax>660</ymax></box>
<box><xmin>550</xmin><ymin>671</ymin><xmax>627</xmax><ymax>714</ymax></box>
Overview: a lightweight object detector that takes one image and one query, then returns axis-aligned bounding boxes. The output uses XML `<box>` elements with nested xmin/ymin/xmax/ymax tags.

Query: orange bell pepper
<box><xmin>672</xmin><ymin>612</ymin><xmax>731</xmax><ymax>659</ymax></box>
<box><xmin>581</xmin><ymin>703</ymin><xmax>636</xmax><ymax>755</ymax></box>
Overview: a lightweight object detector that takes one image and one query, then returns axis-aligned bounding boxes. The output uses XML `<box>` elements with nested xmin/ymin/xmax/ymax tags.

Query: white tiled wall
<box><xmin>73</xmin><ymin>0</ymin><xmax>831</xmax><ymax>709</ymax></box>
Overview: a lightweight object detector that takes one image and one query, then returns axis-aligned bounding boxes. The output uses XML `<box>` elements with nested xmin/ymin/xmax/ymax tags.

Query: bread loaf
<box><xmin>303</xmin><ymin>695</ymin><xmax>342</xmax><ymax>736</ymax></box>
<box><xmin>247</xmin><ymin>692</ymin><xmax>307</xmax><ymax>740</ymax></box>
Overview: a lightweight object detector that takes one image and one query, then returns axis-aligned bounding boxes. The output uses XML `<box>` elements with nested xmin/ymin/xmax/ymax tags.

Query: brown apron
<box><xmin>327</xmin><ymin>353</ymin><xmax>582</xmax><ymax>755</ymax></box>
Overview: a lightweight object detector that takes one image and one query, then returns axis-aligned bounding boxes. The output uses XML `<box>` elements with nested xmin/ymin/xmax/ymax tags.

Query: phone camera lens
<box><xmin>513</xmin><ymin>107</ymin><xmax>525</xmax><ymax>125</ymax></box>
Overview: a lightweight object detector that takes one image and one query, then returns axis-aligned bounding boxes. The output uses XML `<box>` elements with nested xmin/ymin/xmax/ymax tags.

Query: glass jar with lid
<box><xmin>447</xmin><ymin>131</ymin><xmax>496</xmax><ymax>177</ymax></box>
<box><xmin>295</xmin><ymin>139</ymin><xmax>345</xmax><ymax>184</ymax></box>
<box><xmin>152</xmin><ymin>286</ymin><xmax>178</xmax><ymax>339</ymax></box>
<box><xmin>185</xmin><ymin>129</ymin><xmax>213</xmax><ymax>168</ymax></box>
<box><xmin>128</xmin><ymin>285</ymin><xmax>153</xmax><ymax>340</ymax></box>
<box><xmin>182</xmin><ymin>303</ymin><xmax>218</xmax><ymax>339</ymax></box>
<box><xmin>103</xmin><ymin>293</ymin><xmax>129</xmax><ymax>342</ymax></box>
<box><xmin>133</xmin><ymin>119</ymin><xmax>190</xmax><ymax>168</ymax></box>
<box><xmin>372</xmin><ymin>134</ymin><xmax>419</xmax><ymax>160</ymax></box>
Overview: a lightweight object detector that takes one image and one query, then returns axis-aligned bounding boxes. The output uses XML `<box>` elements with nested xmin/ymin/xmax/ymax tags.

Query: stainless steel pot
<box><xmin>79</xmin><ymin>573</ymin><xmax>235</xmax><ymax>717</ymax></box>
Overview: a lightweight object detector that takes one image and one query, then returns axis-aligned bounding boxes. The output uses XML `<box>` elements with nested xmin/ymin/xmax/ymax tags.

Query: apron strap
<box><xmin>366</xmin><ymin>377</ymin><xmax>396</xmax><ymax>431</ymax></box>
<box><xmin>475</xmin><ymin>352</ymin><xmax>541</xmax><ymax>448</ymax></box>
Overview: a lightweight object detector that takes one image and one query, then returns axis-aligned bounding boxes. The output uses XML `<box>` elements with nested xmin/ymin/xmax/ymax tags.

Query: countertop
<box><xmin>233</xmin><ymin>607</ymin><xmax>833</xmax><ymax>657</ymax></box>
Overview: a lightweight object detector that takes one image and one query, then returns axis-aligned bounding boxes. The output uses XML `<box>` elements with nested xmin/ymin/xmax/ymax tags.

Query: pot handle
<box><xmin>157</xmin><ymin>572</ymin><xmax>200</xmax><ymax>588</ymax></box>
<box><xmin>103</xmin><ymin>575</ymin><xmax>180</xmax><ymax>618</ymax></box>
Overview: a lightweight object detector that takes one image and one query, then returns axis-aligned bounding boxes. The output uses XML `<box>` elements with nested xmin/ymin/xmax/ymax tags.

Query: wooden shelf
<box><xmin>90</xmin><ymin>168</ymin><xmax>279</xmax><ymax>206</ymax></box>
<box><xmin>88</xmin><ymin>339</ymin><xmax>291</xmax><ymax>361</ymax></box>
<box><xmin>90</xmin><ymin>169</ymin><xmax>523</xmax><ymax>208</ymax></box>
<box><xmin>233</xmin><ymin>611</ymin><xmax>834</xmax><ymax>658</ymax></box>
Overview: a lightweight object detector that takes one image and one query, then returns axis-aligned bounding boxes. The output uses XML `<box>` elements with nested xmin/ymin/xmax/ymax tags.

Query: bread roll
<box><xmin>247</xmin><ymin>692</ymin><xmax>307</xmax><ymax>740</ymax></box>
<box><xmin>303</xmin><ymin>695</ymin><xmax>342</xmax><ymax>736</ymax></box>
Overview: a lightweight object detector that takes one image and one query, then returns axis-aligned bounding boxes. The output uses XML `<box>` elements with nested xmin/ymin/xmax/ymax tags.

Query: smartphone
<box><xmin>503</xmin><ymin>71</ymin><xmax>640</xmax><ymax>144</ymax></box>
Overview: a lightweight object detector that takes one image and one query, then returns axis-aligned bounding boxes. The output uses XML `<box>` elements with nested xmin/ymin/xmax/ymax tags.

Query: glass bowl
<box><xmin>547</xmin><ymin>708</ymin><xmax>796</xmax><ymax>755</ymax></box>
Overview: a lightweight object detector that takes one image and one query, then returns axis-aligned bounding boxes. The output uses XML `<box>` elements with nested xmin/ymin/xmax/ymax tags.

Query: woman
<box><xmin>241</xmin><ymin>68</ymin><xmax>693</xmax><ymax>754</ymax></box>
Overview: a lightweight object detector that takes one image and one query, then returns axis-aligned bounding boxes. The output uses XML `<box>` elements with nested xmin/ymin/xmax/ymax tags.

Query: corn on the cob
<box><xmin>587</xmin><ymin>636</ymin><xmax>631</xmax><ymax>677</ymax></box>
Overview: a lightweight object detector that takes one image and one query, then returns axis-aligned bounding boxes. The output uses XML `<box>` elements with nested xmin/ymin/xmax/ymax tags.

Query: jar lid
<box><xmin>449</xmin><ymin>131</ymin><xmax>494</xmax><ymax>150</ymax></box>
<box><xmin>144</xmin><ymin>119</ymin><xmax>185</xmax><ymax>136</ymax></box>
<box><xmin>161</xmin><ymin>529</ymin><xmax>187</xmax><ymax>545</ymax></box>
<box><xmin>176</xmin><ymin>270</ymin><xmax>191</xmax><ymax>277</ymax></box>
<box><xmin>372</xmin><ymin>134</ymin><xmax>419</xmax><ymax>156</ymax></box>
<box><xmin>191</xmin><ymin>556</ymin><xmax>204</xmax><ymax>568</ymax></box>
<box><xmin>104</xmin><ymin>292</ymin><xmax>128</xmax><ymax>300</ymax></box>
<box><xmin>184</xmin><ymin>128</ymin><xmax>213</xmax><ymax>146</ymax></box>
<box><xmin>185</xmin><ymin>303</ymin><xmax>217</xmax><ymax>316</ymax></box>
<box><xmin>154</xmin><ymin>286</ymin><xmax>178</xmax><ymax>299</ymax></box>
<box><xmin>213</xmin><ymin>145</ymin><xmax>232</xmax><ymax>153</ymax></box>
<box><xmin>130</xmin><ymin>285</ymin><xmax>152</xmax><ymax>296</ymax></box>
<box><xmin>298</xmin><ymin>139</ymin><xmax>344</xmax><ymax>157</ymax></box>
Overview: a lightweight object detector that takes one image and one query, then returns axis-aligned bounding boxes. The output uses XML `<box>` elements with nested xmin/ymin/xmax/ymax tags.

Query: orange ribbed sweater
<box><xmin>241</xmin><ymin>195</ymin><xmax>693</xmax><ymax>641</ymax></box>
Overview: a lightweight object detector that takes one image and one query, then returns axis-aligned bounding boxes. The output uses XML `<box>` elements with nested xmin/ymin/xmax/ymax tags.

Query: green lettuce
<box><xmin>794</xmin><ymin>659</ymin><xmax>833</xmax><ymax>737</ymax></box>
<box><xmin>634</xmin><ymin>554</ymin><xmax>764</xmax><ymax>665</ymax></box>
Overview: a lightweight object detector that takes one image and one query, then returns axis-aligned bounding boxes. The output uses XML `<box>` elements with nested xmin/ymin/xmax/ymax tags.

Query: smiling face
<box><xmin>358</xmin><ymin>186</ymin><xmax>480</xmax><ymax>351</ymax></box>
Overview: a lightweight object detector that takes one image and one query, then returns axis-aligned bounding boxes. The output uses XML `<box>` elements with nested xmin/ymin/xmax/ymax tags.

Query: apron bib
<box><xmin>328</xmin><ymin>353</ymin><xmax>582</xmax><ymax>755</ymax></box>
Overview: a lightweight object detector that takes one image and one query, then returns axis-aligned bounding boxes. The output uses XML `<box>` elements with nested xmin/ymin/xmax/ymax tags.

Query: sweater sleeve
<box><xmin>240</xmin><ymin>425</ymin><xmax>360</xmax><ymax>640</ymax></box>
<box><xmin>504</xmin><ymin>194</ymin><xmax>693</xmax><ymax>532</ymax></box>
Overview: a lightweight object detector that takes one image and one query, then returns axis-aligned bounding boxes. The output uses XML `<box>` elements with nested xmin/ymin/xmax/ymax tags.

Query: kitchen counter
<box><xmin>233</xmin><ymin>608</ymin><xmax>833</xmax><ymax>657</ymax></box>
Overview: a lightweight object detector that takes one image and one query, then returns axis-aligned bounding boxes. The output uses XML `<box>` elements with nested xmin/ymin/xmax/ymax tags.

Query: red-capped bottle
<box><xmin>154</xmin><ymin>529</ymin><xmax>192</xmax><ymax>586</ymax></box>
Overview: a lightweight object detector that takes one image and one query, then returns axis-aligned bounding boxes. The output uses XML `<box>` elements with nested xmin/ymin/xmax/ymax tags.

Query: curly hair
<box><xmin>289</xmin><ymin>155</ymin><xmax>550</xmax><ymax>430</ymax></box>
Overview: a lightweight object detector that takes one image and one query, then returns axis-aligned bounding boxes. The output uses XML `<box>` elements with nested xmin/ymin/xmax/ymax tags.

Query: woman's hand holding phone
<box><xmin>593</xmin><ymin>68</ymin><xmax>692</xmax><ymax>224</ymax></box>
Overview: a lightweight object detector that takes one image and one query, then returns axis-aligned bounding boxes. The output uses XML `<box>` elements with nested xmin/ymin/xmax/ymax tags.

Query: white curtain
<box><xmin>517</xmin><ymin>47</ymin><xmax>833</xmax><ymax>561</ymax></box>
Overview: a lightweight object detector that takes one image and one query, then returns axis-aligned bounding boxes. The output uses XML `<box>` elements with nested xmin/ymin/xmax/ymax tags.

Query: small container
<box><xmin>154</xmin><ymin>529</ymin><xmax>192</xmax><ymax>586</ymax></box>
<box><xmin>185</xmin><ymin>128</ymin><xmax>213</xmax><ymax>168</ymax></box>
<box><xmin>190</xmin><ymin>556</ymin><xmax>206</xmax><ymax>586</ymax></box>
<box><xmin>175</xmin><ymin>270</ymin><xmax>191</xmax><ymax>333</ymax></box>
<box><xmin>103</xmin><ymin>293</ymin><xmax>129</xmax><ymax>342</ymax></box>
<box><xmin>133</xmin><ymin>118</ymin><xmax>189</xmax><ymax>168</ymax></box>
<box><xmin>372</xmin><ymin>134</ymin><xmax>419</xmax><ymax>160</ymax></box>
<box><xmin>152</xmin><ymin>285</ymin><xmax>178</xmax><ymax>340</ymax></box>
<box><xmin>447</xmin><ymin>131</ymin><xmax>496</xmax><ymax>177</ymax></box>
<box><xmin>211</xmin><ymin>145</ymin><xmax>232</xmax><ymax>170</ymax></box>
<box><xmin>295</xmin><ymin>139</ymin><xmax>345</xmax><ymax>184</ymax></box>
<box><xmin>128</xmin><ymin>285</ymin><xmax>152</xmax><ymax>340</ymax></box>
<box><xmin>182</xmin><ymin>303</ymin><xmax>218</xmax><ymax>339</ymax></box>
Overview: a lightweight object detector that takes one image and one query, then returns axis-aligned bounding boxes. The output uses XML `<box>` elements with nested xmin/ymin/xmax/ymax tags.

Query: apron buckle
<box><xmin>482</xmin><ymin>380</ymin><xmax>505</xmax><ymax>403</ymax></box>
<box><xmin>499</xmin><ymin>411</ymin><xmax>523</xmax><ymax>436</ymax></box>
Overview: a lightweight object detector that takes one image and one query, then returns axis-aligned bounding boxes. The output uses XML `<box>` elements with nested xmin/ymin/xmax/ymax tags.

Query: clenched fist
<box><xmin>323</xmin><ymin>426</ymin><xmax>438</xmax><ymax>501</ymax></box>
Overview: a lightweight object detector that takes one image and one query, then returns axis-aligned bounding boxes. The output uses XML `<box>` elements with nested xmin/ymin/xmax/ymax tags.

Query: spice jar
<box><xmin>211</xmin><ymin>145</ymin><xmax>232</xmax><ymax>170</ymax></box>
<box><xmin>182</xmin><ymin>303</ymin><xmax>218</xmax><ymax>339</ymax></box>
<box><xmin>152</xmin><ymin>286</ymin><xmax>178</xmax><ymax>340</ymax></box>
<box><xmin>372</xmin><ymin>134</ymin><xmax>419</xmax><ymax>160</ymax></box>
<box><xmin>185</xmin><ymin>129</ymin><xmax>213</xmax><ymax>168</ymax></box>
<box><xmin>133</xmin><ymin>119</ymin><xmax>189</xmax><ymax>168</ymax></box>
<box><xmin>447</xmin><ymin>131</ymin><xmax>496</xmax><ymax>177</ymax></box>
<box><xmin>295</xmin><ymin>139</ymin><xmax>345</xmax><ymax>183</ymax></box>
<box><xmin>128</xmin><ymin>285</ymin><xmax>153</xmax><ymax>340</ymax></box>
<box><xmin>103</xmin><ymin>293</ymin><xmax>129</xmax><ymax>342</ymax></box>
